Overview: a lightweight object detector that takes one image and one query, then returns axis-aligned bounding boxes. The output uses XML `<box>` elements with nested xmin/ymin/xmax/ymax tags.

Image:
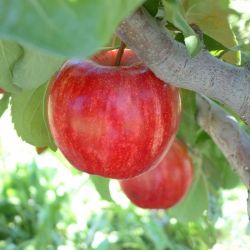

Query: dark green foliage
<box><xmin>144</xmin><ymin>0</ymin><xmax>161</xmax><ymax>16</ymax></box>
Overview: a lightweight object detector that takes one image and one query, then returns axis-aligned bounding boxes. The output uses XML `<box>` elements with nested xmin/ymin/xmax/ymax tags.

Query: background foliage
<box><xmin>0</xmin><ymin>158</ymin><xmax>243</xmax><ymax>250</ymax></box>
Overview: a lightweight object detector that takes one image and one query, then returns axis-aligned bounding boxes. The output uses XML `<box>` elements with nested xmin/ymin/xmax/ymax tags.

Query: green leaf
<box><xmin>184</xmin><ymin>35</ymin><xmax>201</xmax><ymax>57</ymax></box>
<box><xmin>90</xmin><ymin>175</ymin><xmax>112</xmax><ymax>202</ymax></box>
<box><xmin>207</xmin><ymin>193</ymin><xmax>222</xmax><ymax>223</ymax></box>
<box><xmin>0</xmin><ymin>0</ymin><xmax>144</xmax><ymax>58</ymax></box>
<box><xmin>143</xmin><ymin>219</ymin><xmax>170</xmax><ymax>250</ymax></box>
<box><xmin>13</xmin><ymin>47</ymin><xmax>64</xmax><ymax>89</ymax></box>
<box><xmin>172</xmin><ymin>22</ymin><xmax>231</xmax><ymax>60</ymax></box>
<box><xmin>11</xmin><ymin>83</ymin><xmax>56</xmax><ymax>149</ymax></box>
<box><xmin>169</xmin><ymin>164</ymin><xmax>209</xmax><ymax>223</ymax></box>
<box><xmin>235</xmin><ymin>43</ymin><xmax>250</xmax><ymax>53</ymax></box>
<box><xmin>203</xmin><ymin>34</ymin><xmax>228</xmax><ymax>52</ymax></box>
<box><xmin>182</xmin><ymin>0</ymin><xmax>239</xmax><ymax>64</ymax></box>
<box><xmin>0</xmin><ymin>40</ymin><xmax>22</xmax><ymax>93</ymax></box>
<box><xmin>144</xmin><ymin>0</ymin><xmax>160</xmax><ymax>16</ymax></box>
<box><xmin>163</xmin><ymin>0</ymin><xmax>201</xmax><ymax>57</ymax></box>
<box><xmin>177</xmin><ymin>89</ymin><xmax>199</xmax><ymax>145</ymax></box>
<box><xmin>0</xmin><ymin>93</ymin><xmax>10</xmax><ymax>117</ymax></box>
<box><xmin>96</xmin><ymin>240</ymin><xmax>110</xmax><ymax>250</ymax></box>
<box><xmin>200</xmin><ymin>138</ymin><xmax>240</xmax><ymax>189</ymax></box>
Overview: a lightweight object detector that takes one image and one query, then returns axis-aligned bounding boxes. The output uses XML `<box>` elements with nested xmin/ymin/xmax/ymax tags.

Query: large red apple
<box><xmin>119</xmin><ymin>139</ymin><xmax>193</xmax><ymax>208</ymax></box>
<box><xmin>47</xmin><ymin>49</ymin><xmax>181</xmax><ymax>179</ymax></box>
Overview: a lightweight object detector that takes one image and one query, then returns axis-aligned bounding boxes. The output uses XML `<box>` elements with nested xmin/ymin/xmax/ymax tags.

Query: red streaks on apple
<box><xmin>48</xmin><ymin>49</ymin><xmax>181</xmax><ymax>179</ymax></box>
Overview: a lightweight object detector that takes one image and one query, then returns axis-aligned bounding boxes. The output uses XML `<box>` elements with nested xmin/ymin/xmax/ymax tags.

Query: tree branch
<box><xmin>116</xmin><ymin>8</ymin><xmax>250</xmax><ymax>126</ymax></box>
<box><xmin>196</xmin><ymin>94</ymin><xmax>250</xmax><ymax>218</ymax></box>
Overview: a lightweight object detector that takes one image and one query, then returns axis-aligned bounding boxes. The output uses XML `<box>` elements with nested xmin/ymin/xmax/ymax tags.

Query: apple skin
<box><xmin>119</xmin><ymin>139</ymin><xmax>193</xmax><ymax>208</ymax></box>
<box><xmin>47</xmin><ymin>49</ymin><xmax>181</xmax><ymax>179</ymax></box>
<box><xmin>0</xmin><ymin>88</ymin><xmax>5</xmax><ymax>94</ymax></box>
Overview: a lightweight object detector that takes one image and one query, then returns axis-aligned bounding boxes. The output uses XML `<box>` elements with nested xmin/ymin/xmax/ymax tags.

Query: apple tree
<box><xmin>0</xmin><ymin>0</ymin><xmax>250</xmax><ymax>223</ymax></box>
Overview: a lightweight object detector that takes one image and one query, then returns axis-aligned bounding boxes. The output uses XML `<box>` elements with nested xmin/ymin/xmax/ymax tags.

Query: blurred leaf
<box><xmin>177</xmin><ymin>89</ymin><xmax>199</xmax><ymax>145</ymax></box>
<box><xmin>0</xmin><ymin>163</ymin><xmax>69</xmax><ymax>248</ymax></box>
<box><xmin>173</xmin><ymin>23</ymin><xmax>229</xmax><ymax>58</ymax></box>
<box><xmin>236</xmin><ymin>43</ymin><xmax>250</xmax><ymax>52</ymax></box>
<box><xmin>144</xmin><ymin>0</ymin><xmax>160</xmax><ymax>16</ymax></box>
<box><xmin>0</xmin><ymin>0</ymin><xmax>143</xmax><ymax>58</ymax></box>
<box><xmin>144</xmin><ymin>219</ymin><xmax>170</xmax><ymax>250</ymax></box>
<box><xmin>13</xmin><ymin>47</ymin><xmax>64</xmax><ymax>89</ymax></box>
<box><xmin>90</xmin><ymin>176</ymin><xmax>112</xmax><ymax>202</ymax></box>
<box><xmin>195</xmin><ymin>130</ymin><xmax>210</xmax><ymax>144</ymax></box>
<box><xmin>169</xmin><ymin>163</ymin><xmax>209</xmax><ymax>222</ymax></box>
<box><xmin>200</xmin><ymin>138</ymin><xmax>240</xmax><ymax>189</ymax></box>
<box><xmin>0</xmin><ymin>93</ymin><xmax>10</xmax><ymax>117</ymax></box>
<box><xmin>96</xmin><ymin>240</ymin><xmax>110</xmax><ymax>250</ymax></box>
<box><xmin>184</xmin><ymin>35</ymin><xmax>201</xmax><ymax>57</ymax></box>
<box><xmin>246</xmin><ymin>222</ymin><xmax>250</xmax><ymax>235</ymax></box>
<box><xmin>11</xmin><ymin>83</ymin><xmax>56</xmax><ymax>149</ymax></box>
<box><xmin>0</xmin><ymin>40</ymin><xmax>22</xmax><ymax>93</ymax></box>
<box><xmin>0</xmin><ymin>201</ymin><xmax>17</xmax><ymax>218</ymax></box>
<box><xmin>183</xmin><ymin>0</ymin><xmax>239</xmax><ymax>64</ymax></box>
<box><xmin>203</xmin><ymin>34</ymin><xmax>228</xmax><ymax>52</ymax></box>
<box><xmin>207</xmin><ymin>193</ymin><xmax>222</xmax><ymax>222</ymax></box>
<box><xmin>163</xmin><ymin>0</ymin><xmax>201</xmax><ymax>56</ymax></box>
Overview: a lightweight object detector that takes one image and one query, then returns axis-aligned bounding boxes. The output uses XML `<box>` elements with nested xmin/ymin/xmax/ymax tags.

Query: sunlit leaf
<box><xmin>0</xmin><ymin>93</ymin><xmax>10</xmax><ymax>117</ymax></box>
<box><xmin>90</xmin><ymin>175</ymin><xmax>112</xmax><ymax>202</ymax></box>
<box><xmin>0</xmin><ymin>0</ymin><xmax>144</xmax><ymax>58</ymax></box>
<box><xmin>163</xmin><ymin>0</ymin><xmax>201</xmax><ymax>56</ymax></box>
<box><xmin>0</xmin><ymin>40</ymin><xmax>22</xmax><ymax>93</ymax></box>
<box><xmin>13</xmin><ymin>47</ymin><xmax>64</xmax><ymax>89</ymax></box>
<box><xmin>182</xmin><ymin>0</ymin><xmax>239</xmax><ymax>63</ymax></box>
<box><xmin>11</xmin><ymin>83</ymin><xmax>56</xmax><ymax>149</ymax></box>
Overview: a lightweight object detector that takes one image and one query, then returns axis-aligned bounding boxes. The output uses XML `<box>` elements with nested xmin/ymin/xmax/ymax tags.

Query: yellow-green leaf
<box><xmin>163</xmin><ymin>0</ymin><xmax>202</xmax><ymax>57</ymax></box>
<box><xmin>182</xmin><ymin>0</ymin><xmax>239</xmax><ymax>64</ymax></box>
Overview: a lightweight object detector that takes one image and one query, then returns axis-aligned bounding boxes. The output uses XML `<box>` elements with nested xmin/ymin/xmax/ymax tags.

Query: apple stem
<box><xmin>114</xmin><ymin>41</ymin><xmax>126</xmax><ymax>66</ymax></box>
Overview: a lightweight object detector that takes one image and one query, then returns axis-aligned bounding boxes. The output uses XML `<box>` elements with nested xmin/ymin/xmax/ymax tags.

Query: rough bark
<box><xmin>116</xmin><ymin>8</ymin><xmax>250</xmax><ymax>126</ymax></box>
<box><xmin>196</xmin><ymin>95</ymin><xmax>250</xmax><ymax>218</ymax></box>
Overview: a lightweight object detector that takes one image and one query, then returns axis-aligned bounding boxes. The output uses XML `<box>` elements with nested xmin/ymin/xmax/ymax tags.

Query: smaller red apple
<box><xmin>0</xmin><ymin>88</ymin><xmax>5</xmax><ymax>94</ymax></box>
<box><xmin>119</xmin><ymin>139</ymin><xmax>193</xmax><ymax>209</ymax></box>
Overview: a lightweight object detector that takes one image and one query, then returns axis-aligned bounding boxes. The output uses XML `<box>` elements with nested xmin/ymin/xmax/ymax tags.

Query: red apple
<box><xmin>119</xmin><ymin>139</ymin><xmax>193</xmax><ymax>208</ymax></box>
<box><xmin>0</xmin><ymin>88</ymin><xmax>5</xmax><ymax>94</ymax></box>
<box><xmin>47</xmin><ymin>49</ymin><xmax>181</xmax><ymax>179</ymax></box>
